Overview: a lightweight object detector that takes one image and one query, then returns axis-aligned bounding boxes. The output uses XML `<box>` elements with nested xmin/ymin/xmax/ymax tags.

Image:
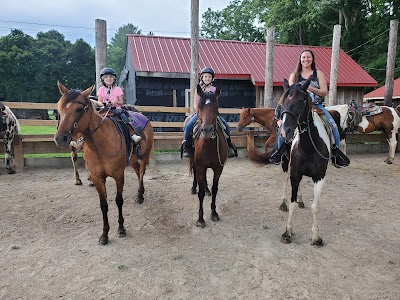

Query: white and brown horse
<box><xmin>0</xmin><ymin>105</ymin><xmax>20</xmax><ymax>174</ymax></box>
<box><xmin>327</xmin><ymin>102</ymin><xmax>400</xmax><ymax>164</ymax></box>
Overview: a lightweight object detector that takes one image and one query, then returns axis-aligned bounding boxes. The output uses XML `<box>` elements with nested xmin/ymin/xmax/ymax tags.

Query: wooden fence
<box><xmin>1</xmin><ymin>102</ymin><xmax>270</xmax><ymax>170</ymax></box>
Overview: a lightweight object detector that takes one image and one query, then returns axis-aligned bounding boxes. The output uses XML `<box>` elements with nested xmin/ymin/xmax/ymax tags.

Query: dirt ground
<box><xmin>0</xmin><ymin>153</ymin><xmax>399</xmax><ymax>300</ymax></box>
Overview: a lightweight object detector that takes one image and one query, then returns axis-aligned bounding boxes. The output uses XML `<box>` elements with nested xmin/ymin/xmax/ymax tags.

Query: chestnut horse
<box><xmin>249</xmin><ymin>78</ymin><xmax>332</xmax><ymax>246</ymax></box>
<box><xmin>0</xmin><ymin>105</ymin><xmax>20</xmax><ymax>174</ymax></box>
<box><xmin>237</xmin><ymin>107</ymin><xmax>277</xmax><ymax>151</ymax></box>
<box><xmin>54</xmin><ymin>82</ymin><xmax>154</xmax><ymax>245</ymax></box>
<box><xmin>328</xmin><ymin>102</ymin><xmax>400</xmax><ymax>164</ymax></box>
<box><xmin>190</xmin><ymin>84</ymin><xmax>227</xmax><ymax>227</ymax></box>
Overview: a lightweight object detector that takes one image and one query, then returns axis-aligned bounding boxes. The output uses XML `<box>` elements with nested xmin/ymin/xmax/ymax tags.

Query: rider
<box><xmin>269</xmin><ymin>49</ymin><xmax>350</xmax><ymax>168</ymax></box>
<box><xmin>97</xmin><ymin>67</ymin><xmax>142</xmax><ymax>157</ymax></box>
<box><xmin>181</xmin><ymin>67</ymin><xmax>238</xmax><ymax>158</ymax></box>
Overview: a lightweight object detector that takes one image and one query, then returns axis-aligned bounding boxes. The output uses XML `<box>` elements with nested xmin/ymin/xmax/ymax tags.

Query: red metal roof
<box><xmin>127</xmin><ymin>35</ymin><xmax>377</xmax><ymax>87</ymax></box>
<box><xmin>363</xmin><ymin>77</ymin><xmax>400</xmax><ymax>99</ymax></box>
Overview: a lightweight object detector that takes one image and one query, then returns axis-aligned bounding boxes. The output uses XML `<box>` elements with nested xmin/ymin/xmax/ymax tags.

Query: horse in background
<box><xmin>190</xmin><ymin>84</ymin><xmax>227</xmax><ymax>227</ymax></box>
<box><xmin>328</xmin><ymin>102</ymin><xmax>400</xmax><ymax>164</ymax></box>
<box><xmin>237</xmin><ymin>107</ymin><xmax>278</xmax><ymax>151</ymax></box>
<box><xmin>249</xmin><ymin>78</ymin><xmax>333</xmax><ymax>246</ymax></box>
<box><xmin>0</xmin><ymin>105</ymin><xmax>20</xmax><ymax>174</ymax></box>
<box><xmin>54</xmin><ymin>82</ymin><xmax>154</xmax><ymax>245</ymax></box>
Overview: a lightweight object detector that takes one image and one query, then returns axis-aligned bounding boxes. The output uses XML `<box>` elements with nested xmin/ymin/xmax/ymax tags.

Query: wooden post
<box><xmin>329</xmin><ymin>24</ymin><xmax>341</xmax><ymax>106</ymax></box>
<box><xmin>13</xmin><ymin>134</ymin><xmax>24</xmax><ymax>171</ymax></box>
<box><xmin>172</xmin><ymin>90</ymin><xmax>177</xmax><ymax>107</ymax></box>
<box><xmin>190</xmin><ymin>0</ymin><xmax>199</xmax><ymax>114</ymax></box>
<box><xmin>95</xmin><ymin>19</ymin><xmax>107</xmax><ymax>92</ymax></box>
<box><xmin>384</xmin><ymin>19</ymin><xmax>399</xmax><ymax>107</ymax></box>
<box><xmin>264</xmin><ymin>28</ymin><xmax>275</xmax><ymax>108</ymax></box>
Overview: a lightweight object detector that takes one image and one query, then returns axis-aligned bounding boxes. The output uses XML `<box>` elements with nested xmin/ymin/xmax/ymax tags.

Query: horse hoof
<box><xmin>136</xmin><ymin>195</ymin><xmax>144</xmax><ymax>204</ymax></box>
<box><xmin>206</xmin><ymin>191</ymin><xmax>212</xmax><ymax>196</ymax></box>
<box><xmin>210</xmin><ymin>213</ymin><xmax>219</xmax><ymax>222</ymax></box>
<box><xmin>75</xmin><ymin>180</ymin><xmax>82</xmax><ymax>185</ymax></box>
<box><xmin>191</xmin><ymin>188</ymin><xmax>197</xmax><ymax>195</ymax></box>
<box><xmin>281</xmin><ymin>232</ymin><xmax>292</xmax><ymax>244</ymax></box>
<box><xmin>279</xmin><ymin>203</ymin><xmax>288</xmax><ymax>212</ymax></box>
<box><xmin>298</xmin><ymin>202</ymin><xmax>305</xmax><ymax>209</ymax></box>
<box><xmin>118</xmin><ymin>228</ymin><xmax>126</xmax><ymax>237</ymax></box>
<box><xmin>99</xmin><ymin>236</ymin><xmax>109</xmax><ymax>245</ymax></box>
<box><xmin>89</xmin><ymin>182</ymin><xmax>94</xmax><ymax>187</ymax></box>
<box><xmin>196</xmin><ymin>221</ymin><xmax>206</xmax><ymax>228</ymax></box>
<box><xmin>311</xmin><ymin>238</ymin><xmax>323</xmax><ymax>247</ymax></box>
<box><xmin>7</xmin><ymin>169</ymin><xmax>16</xmax><ymax>174</ymax></box>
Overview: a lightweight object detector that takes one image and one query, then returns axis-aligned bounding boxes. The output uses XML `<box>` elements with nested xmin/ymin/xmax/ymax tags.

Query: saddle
<box><xmin>349</xmin><ymin>101</ymin><xmax>383</xmax><ymax>116</ymax></box>
<box><xmin>192</xmin><ymin>116</ymin><xmax>227</xmax><ymax>140</ymax></box>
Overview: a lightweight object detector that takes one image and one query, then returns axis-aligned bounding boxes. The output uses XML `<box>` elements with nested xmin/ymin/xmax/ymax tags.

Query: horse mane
<box><xmin>60</xmin><ymin>89</ymin><xmax>84</xmax><ymax>108</ymax></box>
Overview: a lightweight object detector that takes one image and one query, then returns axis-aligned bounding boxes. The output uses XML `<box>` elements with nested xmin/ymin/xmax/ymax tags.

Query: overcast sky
<box><xmin>1</xmin><ymin>0</ymin><xmax>232</xmax><ymax>46</ymax></box>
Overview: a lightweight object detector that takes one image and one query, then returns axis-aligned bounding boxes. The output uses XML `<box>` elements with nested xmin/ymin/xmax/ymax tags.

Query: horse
<box><xmin>237</xmin><ymin>107</ymin><xmax>278</xmax><ymax>151</ymax></box>
<box><xmin>328</xmin><ymin>102</ymin><xmax>400</xmax><ymax>164</ymax></box>
<box><xmin>189</xmin><ymin>84</ymin><xmax>227</xmax><ymax>227</ymax></box>
<box><xmin>249</xmin><ymin>77</ymin><xmax>331</xmax><ymax>246</ymax></box>
<box><xmin>0</xmin><ymin>105</ymin><xmax>20</xmax><ymax>174</ymax></box>
<box><xmin>54</xmin><ymin>81</ymin><xmax>154</xmax><ymax>245</ymax></box>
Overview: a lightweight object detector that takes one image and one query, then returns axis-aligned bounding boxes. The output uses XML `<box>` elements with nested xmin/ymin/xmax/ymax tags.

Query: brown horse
<box><xmin>237</xmin><ymin>107</ymin><xmax>277</xmax><ymax>151</ymax></box>
<box><xmin>190</xmin><ymin>84</ymin><xmax>227</xmax><ymax>227</ymax></box>
<box><xmin>54</xmin><ymin>82</ymin><xmax>154</xmax><ymax>245</ymax></box>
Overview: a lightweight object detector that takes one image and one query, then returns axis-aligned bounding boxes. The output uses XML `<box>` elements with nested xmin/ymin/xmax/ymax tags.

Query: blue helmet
<box><xmin>200</xmin><ymin>67</ymin><xmax>215</xmax><ymax>79</ymax></box>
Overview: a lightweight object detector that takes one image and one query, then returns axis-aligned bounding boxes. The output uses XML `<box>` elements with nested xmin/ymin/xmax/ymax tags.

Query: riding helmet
<box><xmin>100</xmin><ymin>67</ymin><xmax>117</xmax><ymax>79</ymax></box>
<box><xmin>200</xmin><ymin>67</ymin><xmax>215</xmax><ymax>79</ymax></box>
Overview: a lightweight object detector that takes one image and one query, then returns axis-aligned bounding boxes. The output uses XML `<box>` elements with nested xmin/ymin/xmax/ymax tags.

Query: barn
<box><xmin>363</xmin><ymin>77</ymin><xmax>400</xmax><ymax>106</ymax></box>
<box><xmin>122</xmin><ymin>35</ymin><xmax>377</xmax><ymax>120</ymax></box>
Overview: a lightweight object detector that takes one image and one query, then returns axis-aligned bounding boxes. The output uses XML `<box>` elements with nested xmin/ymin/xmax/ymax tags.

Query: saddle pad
<box><xmin>127</xmin><ymin>112</ymin><xmax>149</xmax><ymax>135</ymax></box>
<box><xmin>362</xmin><ymin>105</ymin><xmax>383</xmax><ymax>116</ymax></box>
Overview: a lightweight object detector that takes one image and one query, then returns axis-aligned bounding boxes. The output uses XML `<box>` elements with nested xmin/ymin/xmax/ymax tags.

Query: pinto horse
<box><xmin>249</xmin><ymin>78</ymin><xmax>332</xmax><ymax>246</ymax></box>
<box><xmin>237</xmin><ymin>107</ymin><xmax>278</xmax><ymax>151</ymax></box>
<box><xmin>328</xmin><ymin>103</ymin><xmax>400</xmax><ymax>164</ymax></box>
<box><xmin>190</xmin><ymin>84</ymin><xmax>227</xmax><ymax>227</ymax></box>
<box><xmin>54</xmin><ymin>82</ymin><xmax>154</xmax><ymax>245</ymax></box>
<box><xmin>0</xmin><ymin>105</ymin><xmax>20</xmax><ymax>174</ymax></box>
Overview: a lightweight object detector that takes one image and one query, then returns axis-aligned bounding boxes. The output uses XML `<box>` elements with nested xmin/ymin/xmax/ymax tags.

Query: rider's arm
<box><xmin>308</xmin><ymin>70</ymin><xmax>328</xmax><ymax>97</ymax></box>
<box><xmin>288</xmin><ymin>73</ymin><xmax>296</xmax><ymax>86</ymax></box>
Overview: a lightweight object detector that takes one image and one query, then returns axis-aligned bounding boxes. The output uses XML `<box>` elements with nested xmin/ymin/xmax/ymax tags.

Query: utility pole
<box><xmin>264</xmin><ymin>28</ymin><xmax>275</xmax><ymax>108</ymax></box>
<box><xmin>329</xmin><ymin>24</ymin><xmax>341</xmax><ymax>106</ymax></box>
<box><xmin>384</xmin><ymin>19</ymin><xmax>399</xmax><ymax>106</ymax></box>
<box><xmin>190</xmin><ymin>0</ymin><xmax>199</xmax><ymax>114</ymax></box>
<box><xmin>95</xmin><ymin>19</ymin><xmax>107</xmax><ymax>92</ymax></box>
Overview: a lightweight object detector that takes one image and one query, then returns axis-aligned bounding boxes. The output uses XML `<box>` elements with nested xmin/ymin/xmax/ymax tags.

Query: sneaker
<box><xmin>131</xmin><ymin>134</ymin><xmax>142</xmax><ymax>143</ymax></box>
<box><xmin>269</xmin><ymin>150</ymin><xmax>282</xmax><ymax>165</ymax></box>
<box><xmin>181</xmin><ymin>140</ymin><xmax>193</xmax><ymax>158</ymax></box>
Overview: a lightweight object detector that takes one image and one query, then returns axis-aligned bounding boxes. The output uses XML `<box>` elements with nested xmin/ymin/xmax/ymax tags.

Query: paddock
<box><xmin>0</xmin><ymin>153</ymin><xmax>399</xmax><ymax>299</ymax></box>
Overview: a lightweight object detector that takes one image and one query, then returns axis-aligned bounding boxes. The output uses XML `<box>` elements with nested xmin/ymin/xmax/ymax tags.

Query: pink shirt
<box><xmin>194</xmin><ymin>86</ymin><xmax>216</xmax><ymax>112</ymax></box>
<box><xmin>97</xmin><ymin>86</ymin><xmax>124</xmax><ymax>109</ymax></box>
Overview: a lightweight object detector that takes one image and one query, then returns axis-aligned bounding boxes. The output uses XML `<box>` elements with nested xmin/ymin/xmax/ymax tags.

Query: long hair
<box><xmin>292</xmin><ymin>49</ymin><xmax>316</xmax><ymax>83</ymax></box>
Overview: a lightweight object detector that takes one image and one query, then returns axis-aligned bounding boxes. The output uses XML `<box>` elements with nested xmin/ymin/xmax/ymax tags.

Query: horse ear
<box><xmin>196</xmin><ymin>84</ymin><xmax>202</xmax><ymax>96</ymax></box>
<box><xmin>283</xmin><ymin>78</ymin><xmax>290</xmax><ymax>91</ymax></box>
<box><xmin>57</xmin><ymin>81</ymin><xmax>69</xmax><ymax>95</ymax></box>
<box><xmin>82</xmin><ymin>85</ymin><xmax>95</xmax><ymax>99</ymax></box>
<box><xmin>300</xmin><ymin>76</ymin><xmax>312</xmax><ymax>92</ymax></box>
<box><xmin>215</xmin><ymin>84</ymin><xmax>221</xmax><ymax>96</ymax></box>
<box><xmin>247</xmin><ymin>107</ymin><xmax>251</xmax><ymax>112</ymax></box>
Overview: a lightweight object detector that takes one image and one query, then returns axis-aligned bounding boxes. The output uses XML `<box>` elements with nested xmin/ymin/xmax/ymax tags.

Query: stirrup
<box><xmin>135</xmin><ymin>144</ymin><xmax>143</xmax><ymax>159</ymax></box>
<box><xmin>228</xmin><ymin>142</ymin><xmax>238</xmax><ymax>158</ymax></box>
<box><xmin>269</xmin><ymin>150</ymin><xmax>282</xmax><ymax>165</ymax></box>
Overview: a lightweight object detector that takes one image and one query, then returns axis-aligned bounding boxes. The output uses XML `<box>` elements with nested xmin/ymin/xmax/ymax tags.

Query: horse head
<box><xmin>54</xmin><ymin>81</ymin><xmax>95</xmax><ymax>148</ymax></box>
<box><xmin>196</xmin><ymin>84</ymin><xmax>221</xmax><ymax>139</ymax></box>
<box><xmin>279</xmin><ymin>77</ymin><xmax>311</xmax><ymax>143</ymax></box>
<box><xmin>237</xmin><ymin>107</ymin><xmax>252</xmax><ymax>131</ymax></box>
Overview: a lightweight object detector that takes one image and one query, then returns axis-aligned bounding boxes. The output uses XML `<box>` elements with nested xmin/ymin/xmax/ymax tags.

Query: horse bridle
<box><xmin>280</xmin><ymin>89</ymin><xmax>310</xmax><ymax>135</ymax></box>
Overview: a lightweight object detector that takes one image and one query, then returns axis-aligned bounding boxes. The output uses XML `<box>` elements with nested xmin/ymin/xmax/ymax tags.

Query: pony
<box><xmin>328</xmin><ymin>102</ymin><xmax>400</xmax><ymax>164</ymax></box>
<box><xmin>189</xmin><ymin>84</ymin><xmax>227</xmax><ymax>227</ymax></box>
<box><xmin>0</xmin><ymin>105</ymin><xmax>20</xmax><ymax>174</ymax></box>
<box><xmin>249</xmin><ymin>77</ymin><xmax>331</xmax><ymax>246</ymax></box>
<box><xmin>237</xmin><ymin>107</ymin><xmax>278</xmax><ymax>151</ymax></box>
<box><xmin>54</xmin><ymin>82</ymin><xmax>154</xmax><ymax>245</ymax></box>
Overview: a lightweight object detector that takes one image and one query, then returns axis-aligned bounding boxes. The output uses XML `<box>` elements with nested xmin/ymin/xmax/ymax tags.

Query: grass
<box><xmin>20</xmin><ymin>125</ymin><xmax>56</xmax><ymax>135</ymax></box>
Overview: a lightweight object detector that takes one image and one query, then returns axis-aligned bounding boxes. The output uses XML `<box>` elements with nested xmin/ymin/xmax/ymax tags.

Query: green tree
<box><xmin>108</xmin><ymin>23</ymin><xmax>142</xmax><ymax>79</ymax></box>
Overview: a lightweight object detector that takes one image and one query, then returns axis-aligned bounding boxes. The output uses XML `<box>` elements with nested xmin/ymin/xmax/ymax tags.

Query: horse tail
<box><xmin>247</xmin><ymin>146</ymin><xmax>273</xmax><ymax>165</ymax></box>
<box><xmin>5</xmin><ymin>106</ymin><xmax>21</xmax><ymax>134</ymax></box>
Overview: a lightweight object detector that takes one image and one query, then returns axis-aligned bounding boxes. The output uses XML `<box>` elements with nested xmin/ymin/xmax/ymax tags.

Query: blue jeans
<box><xmin>183</xmin><ymin>113</ymin><xmax>230</xmax><ymax>141</ymax></box>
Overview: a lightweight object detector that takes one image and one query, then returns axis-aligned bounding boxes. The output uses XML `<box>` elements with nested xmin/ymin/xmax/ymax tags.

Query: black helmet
<box><xmin>100</xmin><ymin>67</ymin><xmax>116</xmax><ymax>78</ymax></box>
<box><xmin>200</xmin><ymin>67</ymin><xmax>215</xmax><ymax>79</ymax></box>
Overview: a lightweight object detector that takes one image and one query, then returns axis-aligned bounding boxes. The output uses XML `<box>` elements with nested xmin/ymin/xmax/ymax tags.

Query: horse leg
<box><xmin>196</xmin><ymin>167</ymin><xmax>207</xmax><ymax>227</ymax></box>
<box><xmin>4</xmin><ymin>137</ymin><xmax>15</xmax><ymax>174</ymax></box>
<box><xmin>310</xmin><ymin>179</ymin><xmax>325</xmax><ymax>246</ymax></box>
<box><xmin>281</xmin><ymin>176</ymin><xmax>301</xmax><ymax>244</ymax></box>
<box><xmin>115</xmin><ymin>175</ymin><xmax>126</xmax><ymax>237</ymax></box>
<box><xmin>70</xmin><ymin>145</ymin><xmax>82</xmax><ymax>185</ymax></box>
<box><xmin>191</xmin><ymin>164</ymin><xmax>197</xmax><ymax>194</ymax></box>
<box><xmin>279</xmin><ymin>168</ymin><xmax>289</xmax><ymax>212</ymax></box>
<box><xmin>384</xmin><ymin>133</ymin><xmax>397</xmax><ymax>164</ymax></box>
<box><xmin>92</xmin><ymin>176</ymin><xmax>110</xmax><ymax>245</ymax></box>
<box><xmin>210</xmin><ymin>168</ymin><xmax>222</xmax><ymax>222</ymax></box>
<box><xmin>205</xmin><ymin>172</ymin><xmax>211</xmax><ymax>196</ymax></box>
<box><xmin>132</xmin><ymin>161</ymin><xmax>145</xmax><ymax>204</ymax></box>
<box><xmin>264</xmin><ymin>133</ymin><xmax>277</xmax><ymax>152</ymax></box>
